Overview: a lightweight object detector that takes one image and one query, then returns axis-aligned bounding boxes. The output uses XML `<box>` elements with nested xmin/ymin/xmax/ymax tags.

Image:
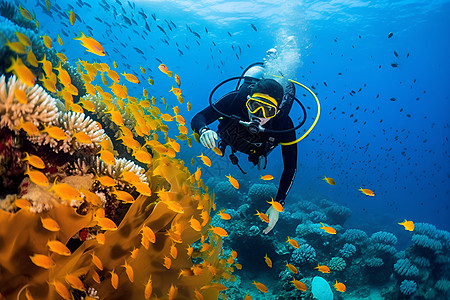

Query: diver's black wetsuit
<box><xmin>191</xmin><ymin>79</ymin><xmax>297</xmax><ymax>206</ymax></box>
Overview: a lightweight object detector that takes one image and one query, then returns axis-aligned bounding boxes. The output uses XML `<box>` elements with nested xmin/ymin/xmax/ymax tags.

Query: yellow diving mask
<box><xmin>246</xmin><ymin>93</ymin><xmax>278</xmax><ymax>119</ymax></box>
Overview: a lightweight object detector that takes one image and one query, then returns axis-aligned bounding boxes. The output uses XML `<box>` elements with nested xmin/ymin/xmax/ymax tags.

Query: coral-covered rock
<box><xmin>215</xmin><ymin>180</ymin><xmax>239</xmax><ymax>203</ymax></box>
<box><xmin>328</xmin><ymin>256</ymin><xmax>346</xmax><ymax>271</ymax></box>
<box><xmin>394</xmin><ymin>258</ymin><xmax>419</xmax><ymax>277</ymax></box>
<box><xmin>399</xmin><ymin>279</ymin><xmax>417</xmax><ymax>296</ymax></box>
<box><xmin>341</xmin><ymin>228</ymin><xmax>368</xmax><ymax>245</ymax></box>
<box><xmin>339</xmin><ymin>243</ymin><xmax>357</xmax><ymax>258</ymax></box>
<box><xmin>365</xmin><ymin>257</ymin><xmax>384</xmax><ymax>268</ymax></box>
<box><xmin>248</xmin><ymin>183</ymin><xmax>277</xmax><ymax>205</ymax></box>
<box><xmin>291</xmin><ymin>243</ymin><xmax>316</xmax><ymax>265</ymax></box>
<box><xmin>324</xmin><ymin>204</ymin><xmax>351</xmax><ymax>225</ymax></box>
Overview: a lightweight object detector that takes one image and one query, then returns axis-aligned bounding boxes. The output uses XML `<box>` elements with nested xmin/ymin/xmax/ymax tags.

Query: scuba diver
<box><xmin>191</xmin><ymin>60</ymin><xmax>299</xmax><ymax>234</ymax></box>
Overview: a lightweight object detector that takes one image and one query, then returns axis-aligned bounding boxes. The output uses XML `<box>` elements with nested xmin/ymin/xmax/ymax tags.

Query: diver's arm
<box><xmin>275</xmin><ymin>117</ymin><xmax>298</xmax><ymax>205</ymax></box>
<box><xmin>275</xmin><ymin>142</ymin><xmax>297</xmax><ymax>205</ymax></box>
<box><xmin>190</xmin><ymin>92</ymin><xmax>238</xmax><ymax>134</ymax></box>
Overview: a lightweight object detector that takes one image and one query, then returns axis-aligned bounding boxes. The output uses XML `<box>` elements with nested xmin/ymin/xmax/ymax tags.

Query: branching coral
<box><xmin>291</xmin><ymin>243</ymin><xmax>316</xmax><ymax>264</ymax></box>
<box><xmin>328</xmin><ymin>256</ymin><xmax>346</xmax><ymax>271</ymax></box>
<box><xmin>339</xmin><ymin>243</ymin><xmax>356</xmax><ymax>258</ymax></box>
<box><xmin>400</xmin><ymin>279</ymin><xmax>417</xmax><ymax>296</ymax></box>
<box><xmin>341</xmin><ymin>228</ymin><xmax>368</xmax><ymax>244</ymax></box>
<box><xmin>394</xmin><ymin>258</ymin><xmax>419</xmax><ymax>277</ymax></box>
<box><xmin>0</xmin><ymin>74</ymin><xmax>58</xmax><ymax>130</ymax></box>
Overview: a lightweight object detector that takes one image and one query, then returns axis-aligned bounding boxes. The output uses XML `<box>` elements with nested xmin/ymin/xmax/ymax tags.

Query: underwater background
<box><xmin>0</xmin><ymin>0</ymin><xmax>449</xmax><ymax>299</ymax></box>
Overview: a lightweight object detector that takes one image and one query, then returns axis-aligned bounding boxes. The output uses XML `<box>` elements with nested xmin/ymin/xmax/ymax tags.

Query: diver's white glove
<box><xmin>263</xmin><ymin>206</ymin><xmax>279</xmax><ymax>234</ymax></box>
<box><xmin>199</xmin><ymin>129</ymin><xmax>218</xmax><ymax>149</ymax></box>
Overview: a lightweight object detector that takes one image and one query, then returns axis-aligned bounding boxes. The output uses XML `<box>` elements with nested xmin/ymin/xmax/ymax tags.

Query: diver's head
<box><xmin>246</xmin><ymin>79</ymin><xmax>283</xmax><ymax>125</ymax></box>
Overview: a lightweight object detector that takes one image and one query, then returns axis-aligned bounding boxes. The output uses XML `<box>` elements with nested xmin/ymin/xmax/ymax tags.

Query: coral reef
<box><xmin>399</xmin><ymin>279</ymin><xmax>417</xmax><ymax>296</ymax></box>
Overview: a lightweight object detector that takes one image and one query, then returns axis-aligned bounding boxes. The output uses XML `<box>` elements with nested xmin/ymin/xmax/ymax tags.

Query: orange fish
<box><xmin>73</xmin><ymin>31</ymin><xmax>105</xmax><ymax>56</ymax></box>
<box><xmin>30</xmin><ymin>254</ymin><xmax>55</xmax><ymax>269</ymax></box>
<box><xmin>122</xmin><ymin>261</ymin><xmax>134</xmax><ymax>282</ymax></box>
<box><xmin>49</xmin><ymin>280</ymin><xmax>71</xmax><ymax>300</ymax></box>
<box><xmin>169</xmin><ymin>86</ymin><xmax>182</xmax><ymax>96</ymax></box>
<box><xmin>174</xmin><ymin>74</ymin><xmax>181</xmax><ymax>87</ymax></box>
<box><xmin>47</xmin><ymin>240</ymin><xmax>71</xmax><ymax>256</ymax></box>
<box><xmin>255</xmin><ymin>210</ymin><xmax>269</xmax><ymax>223</ymax></box>
<box><xmin>65</xmin><ymin>274</ymin><xmax>85</xmax><ymax>291</ymax></box>
<box><xmin>68</xmin><ymin>10</ymin><xmax>76</xmax><ymax>25</ymax></box>
<box><xmin>323</xmin><ymin>176</ymin><xmax>335</xmax><ymax>185</ymax></box>
<box><xmin>121</xmin><ymin>72</ymin><xmax>140</xmax><ymax>84</ymax></box>
<box><xmin>25</xmin><ymin>165</ymin><xmax>49</xmax><ymax>186</ymax></box>
<box><xmin>158</xmin><ymin>64</ymin><xmax>173</xmax><ymax>77</ymax></box>
<box><xmin>315</xmin><ymin>264</ymin><xmax>331</xmax><ymax>274</ymax></box>
<box><xmin>163</xmin><ymin>256</ymin><xmax>172</xmax><ymax>269</ymax></box>
<box><xmin>189</xmin><ymin>217</ymin><xmax>202</xmax><ymax>231</ymax></box>
<box><xmin>91</xmin><ymin>252</ymin><xmax>103</xmax><ymax>270</ymax></box>
<box><xmin>264</xmin><ymin>254</ymin><xmax>272</xmax><ymax>268</ymax></box>
<box><xmin>141</xmin><ymin>226</ymin><xmax>156</xmax><ymax>243</ymax></box>
<box><xmin>41</xmin><ymin>125</ymin><xmax>66</xmax><ymax>141</ymax></box>
<box><xmin>110</xmin><ymin>269</ymin><xmax>119</xmax><ymax>289</ymax></box>
<box><xmin>96</xmin><ymin>217</ymin><xmax>118</xmax><ymax>231</ymax></box>
<box><xmin>198</xmin><ymin>152</ymin><xmax>211</xmax><ymax>167</ymax></box>
<box><xmin>144</xmin><ymin>276</ymin><xmax>153</xmax><ymax>299</ymax></box>
<box><xmin>217</xmin><ymin>211</ymin><xmax>231</xmax><ymax>220</ymax></box>
<box><xmin>19</xmin><ymin>5</ymin><xmax>33</xmax><ymax>21</ymax></box>
<box><xmin>334</xmin><ymin>280</ymin><xmax>346</xmax><ymax>292</ymax></box>
<box><xmin>291</xmin><ymin>279</ymin><xmax>307</xmax><ymax>291</ymax></box>
<box><xmin>226</xmin><ymin>174</ymin><xmax>239</xmax><ymax>189</ymax></box>
<box><xmin>6</xmin><ymin>56</ymin><xmax>35</xmax><ymax>86</ymax></box>
<box><xmin>41</xmin><ymin>216</ymin><xmax>60</xmax><ymax>231</ymax></box>
<box><xmin>22</xmin><ymin>152</ymin><xmax>45</xmax><ymax>169</ymax></box>
<box><xmin>267</xmin><ymin>198</ymin><xmax>283</xmax><ymax>212</ymax></box>
<box><xmin>41</xmin><ymin>34</ymin><xmax>52</xmax><ymax>49</ymax></box>
<box><xmin>286</xmin><ymin>262</ymin><xmax>298</xmax><ymax>274</ymax></box>
<box><xmin>252</xmin><ymin>281</ymin><xmax>268</xmax><ymax>293</ymax></box>
<box><xmin>260</xmin><ymin>174</ymin><xmax>273</xmax><ymax>181</ymax></box>
<box><xmin>286</xmin><ymin>236</ymin><xmax>299</xmax><ymax>249</ymax></box>
<box><xmin>319</xmin><ymin>222</ymin><xmax>337</xmax><ymax>234</ymax></box>
<box><xmin>398</xmin><ymin>219</ymin><xmax>415</xmax><ymax>231</ymax></box>
<box><xmin>210</xmin><ymin>226</ymin><xmax>228</xmax><ymax>237</ymax></box>
<box><xmin>359</xmin><ymin>187</ymin><xmax>375</xmax><ymax>196</ymax></box>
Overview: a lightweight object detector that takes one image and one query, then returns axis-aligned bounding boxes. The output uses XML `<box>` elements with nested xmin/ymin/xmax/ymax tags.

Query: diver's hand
<box><xmin>263</xmin><ymin>206</ymin><xmax>279</xmax><ymax>234</ymax></box>
<box><xmin>199</xmin><ymin>129</ymin><xmax>218</xmax><ymax>149</ymax></box>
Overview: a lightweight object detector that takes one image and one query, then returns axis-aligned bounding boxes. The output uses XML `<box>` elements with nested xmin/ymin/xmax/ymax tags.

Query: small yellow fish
<box><xmin>30</xmin><ymin>254</ymin><xmax>55</xmax><ymax>269</ymax></box>
<box><xmin>41</xmin><ymin>125</ymin><xmax>66</xmax><ymax>141</ymax></box>
<box><xmin>334</xmin><ymin>280</ymin><xmax>346</xmax><ymax>292</ymax></box>
<box><xmin>73</xmin><ymin>31</ymin><xmax>105</xmax><ymax>56</ymax></box>
<box><xmin>158</xmin><ymin>64</ymin><xmax>173</xmax><ymax>77</ymax></box>
<box><xmin>319</xmin><ymin>222</ymin><xmax>337</xmax><ymax>234</ymax></box>
<box><xmin>6</xmin><ymin>39</ymin><xmax>27</xmax><ymax>54</ymax></box>
<box><xmin>22</xmin><ymin>152</ymin><xmax>45</xmax><ymax>169</ymax></box>
<box><xmin>264</xmin><ymin>254</ymin><xmax>272</xmax><ymax>268</ymax></box>
<box><xmin>210</xmin><ymin>226</ymin><xmax>228</xmax><ymax>237</ymax></box>
<box><xmin>57</xmin><ymin>34</ymin><xmax>63</xmax><ymax>46</ymax></box>
<box><xmin>121</xmin><ymin>72</ymin><xmax>139</xmax><ymax>84</ymax></box>
<box><xmin>255</xmin><ymin>210</ymin><xmax>269</xmax><ymax>223</ymax></box>
<box><xmin>47</xmin><ymin>240</ymin><xmax>71</xmax><ymax>256</ymax></box>
<box><xmin>286</xmin><ymin>236</ymin><xmax>299</xmax><ymax>249</ymax></box>
<box><xmin>41</xmin><ymin>216</ymin><xmax>60</xmax><ymax>231</ymax></box>
<box><xmin>68</xmin><ymin>10</ymin><xmax>76</xmax><ymax>25</ymax></box>
<box><xmin>42</xmin><ymin>33</ymin><xmax>52</xmax><ymax>49</ymax></box>
<box><xmin>25</xmin><ymin>165</ymin><xmax>49</xmax><ymax>186</ymax></box>
<box><xmin>398</xmin><ymin>219</ymin><xmax>415</xmax><ymax>231</ymax></box>
<box><xmin>27</xmin><ymin>49</ymin><xmax>38</xmax><ymax>67</ymax></box>
<box><xmin>110</xmin><ymin>269</ymin><xmax>119</xmax><ymax>289</ymax></box>
<box><xmin>19</xmin><ymin>5</ymin><xmax>33</xmax><ymax>21</ymax></box>
<box><xmin>291</xmin><ymin>279</ymin><xmax>307</xmax><ymax>291</ymax></box>
<box><xmin>65</xmin><ymin>274</ymin><xmax>85</xmax><ymax>291</ymax></box>
<box><xmin>252</xmin><ymin>281</ymin><xmax>268</xmax><ymax>293</ymax></box>
<box><xmin>286</xmin><ymin>262</ymin><xmax>298</xmax><ymax>274</ymax></box>
<box><xmin>91</xmin><ymin>252</ymin><xmax>103</xmax><ymax>270</ymax></box>
<box><xmin>260</xmin><ymin>174</ymin><xmax>273</xmax><ymax>181</ymax></box>
<box><xmin>359</xmin><ymin>187</ymin><xmax>375</xmax><ymax>196</ymax></box>
<box><xmin>6</xmin><ymin>56</ymin><xmax>35</xmax><ymax>86</ymax></box>
<box><xmin>197</xmin><ymin>152</ymin><xmax>211</xmax><ymax>167</ymax></box>
<box><xmin>217</xmin><ymin>211</ymin><xmax>231</xmax><ymax>220</ymax></box>
<box><xmin>226</xmin><ymin>174</ymin><xmax>239</xmax><ymax>189</ymax></box>
<box><xmin>267</xmin><ymin>198</ymin><xmax>283</xmax><ymax>212</ymax></box>
<box><xmin>323</xmin><ymin>176</ymin><xmax>335</xmax><ymax>185</ymax></box>
<box><xmin>315</xmin><ymin>264</ymin><xmax>331</xmax><ymax>274</ymax></box>
<box><xmin>174</xmin><ymin>74</ymin><xmax>181</xmax><ymax>87</ymax></box>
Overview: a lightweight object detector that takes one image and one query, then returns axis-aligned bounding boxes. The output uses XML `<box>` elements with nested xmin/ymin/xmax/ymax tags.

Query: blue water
<box><xmin>6</xmin><ymin>0</ymin><xmax>450</xmax><ymax>297</ymax></box>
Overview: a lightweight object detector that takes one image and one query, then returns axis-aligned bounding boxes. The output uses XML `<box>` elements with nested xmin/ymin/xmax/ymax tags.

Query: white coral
<box><xmin>73</xmin><ymin>156</ymin><xmax>148</xmax><ymax>184</ymax></box>
<box><xmin>0</xmin><ymin>74</ymin><xmax>58</xmax><ymax>130</ymax></box>
<box><xmin>55</xmin><ymin>111</ymin><xmax>106</xmax><ymax>151</ymax></box>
